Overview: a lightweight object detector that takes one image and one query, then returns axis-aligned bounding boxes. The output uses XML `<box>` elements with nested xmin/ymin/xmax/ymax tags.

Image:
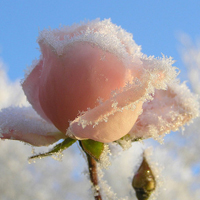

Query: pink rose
<box><xmin>0</xmin><ymin>19</ymin><xmax>198</xmax><ymax>146</ymax></box>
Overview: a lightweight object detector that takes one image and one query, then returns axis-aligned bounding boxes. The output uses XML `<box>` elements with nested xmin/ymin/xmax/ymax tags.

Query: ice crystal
<box><xmin>99</xmin><ymin>144</ymin><xmax>111</xmax><ymax>169</ymax></box>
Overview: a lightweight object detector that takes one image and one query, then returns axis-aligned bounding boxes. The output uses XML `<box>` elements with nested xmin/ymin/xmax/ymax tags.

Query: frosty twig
<box><xmin>86</xmin><ymin>154</ymin><xmax>102</xmax><ymax>200</ymax></box>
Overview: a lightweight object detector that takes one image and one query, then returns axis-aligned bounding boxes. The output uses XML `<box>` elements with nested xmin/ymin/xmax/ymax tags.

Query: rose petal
<box><xmin>0</xmin><ymin>107</ymin><xmax>66</xmax><ymax>146</ymax></box>
<box><xmin>129</xmin><ymin>82</ymin><xmax>199</xmax><ymax>140</ymax></box>
<box><xmin>37</xmin><ymin>41</ymin><xmax>127</xmax><ymax>133</ymax></box>
<box><xmin>22</xmin><ymin>59</ymin><xmax>51</xmax><ymax>123</ymax></box>
<box><xmin>67</xmin><ymin>82</ymin><xmax>147</xmax><ymax>143</ymax></box>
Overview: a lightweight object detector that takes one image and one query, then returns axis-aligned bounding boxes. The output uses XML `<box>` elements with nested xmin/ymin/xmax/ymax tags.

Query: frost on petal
<box><xmin>0</xmin><ymin>107</ymin><xmax>66</xmax><ymax>146</ymax></box>
<box><xmin>37</xmin><ymin>41</ymin><xmax>129</xmax><ymax>133</ymax></box>
<box><xmin>66</xmin><ymin>81</ymin><xmax>149</xmax><ymax>143</ymax></box>
<box><xmin>22</xmin><ymin>18</ymin><xmax>180</xmax><ymax>142</ymax></box>
<box><xmin>141</xmin><ymin>55</ymin><xmax>179</xmax><ymax>90</ymax></box>
<box><xmin>38</xmin><ymin>18</ymin><xmax>142</xmax><ymax>61</ymax></box>
<box><xmin>67</xmin><ymin>60</ymin><xmax>180</xmax><ymax>143</ymax></box>
<box><xmin>129</xmin><ymin>82</ymin><xmax>199</xmax><ymax>141</ymax></box>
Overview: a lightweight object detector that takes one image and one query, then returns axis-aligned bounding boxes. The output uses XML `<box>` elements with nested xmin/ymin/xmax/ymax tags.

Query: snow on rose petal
<box><xmin>0</xmin><ymin>107</ymin><xmax>66</xmax><ymax>146</ymax></box>
<box><xmin>129</xmin><ymin>82</ymin><xmax>199</xmax><ymax>141</ymax></box>
<box><xmin>18</xmin><ymin>19</ymin><xmax>192</xmax><ymax>144</ymax></box>
<box><xmin>36</xmin><ymin>41</ymin><xmax>128</xmax><ymax>134</ymax></box>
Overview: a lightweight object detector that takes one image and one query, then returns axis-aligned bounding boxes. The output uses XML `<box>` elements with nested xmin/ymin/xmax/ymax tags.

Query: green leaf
<box><xmin>80</xmin><ymin>139</ymin><xmax>104</xmax><ymax>161</ymax></box>
<box><xmin>29</xmin><ymin>137</ymin><xmax>76</xmax><ymax>160</ymax></box>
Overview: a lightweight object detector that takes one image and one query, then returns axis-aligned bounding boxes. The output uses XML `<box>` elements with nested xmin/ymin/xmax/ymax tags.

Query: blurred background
<box><xmin>0</xmin><ymin>0</ymin><xmax>200</xmax><ymax>199</ymax></box>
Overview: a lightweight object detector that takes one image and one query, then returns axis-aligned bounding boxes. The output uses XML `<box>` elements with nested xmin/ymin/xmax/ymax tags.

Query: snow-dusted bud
<box><xmin>132</xmin><ymin>157</ymin><xmax>156</xmax><ymax>200</ymax></box>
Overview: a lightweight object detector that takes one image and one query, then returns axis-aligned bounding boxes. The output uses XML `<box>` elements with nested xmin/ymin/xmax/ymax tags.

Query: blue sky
<box><xmin>0</xmin><ymin>0</ymin><xmax>200</xmax><ymax>81</ymax></box>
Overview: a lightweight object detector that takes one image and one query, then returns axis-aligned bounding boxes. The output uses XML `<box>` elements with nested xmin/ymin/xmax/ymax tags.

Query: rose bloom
<box><xmin>0</xmin><ymin>19</ymin><xmax>199</xmax><ymax>146</ymax></box>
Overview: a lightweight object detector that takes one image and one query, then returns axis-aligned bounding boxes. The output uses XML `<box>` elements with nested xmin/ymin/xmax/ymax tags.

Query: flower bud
<box><xmin>132</xmin><ymin>157</ymin><xmax>156</xmax><ymax>200</ymax></box>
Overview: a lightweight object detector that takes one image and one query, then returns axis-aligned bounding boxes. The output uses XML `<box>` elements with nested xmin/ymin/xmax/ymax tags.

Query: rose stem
<box><xmin>86</xmin><ymin>154</ymin><xmax>103</xmax><ymax>200</ymax></box>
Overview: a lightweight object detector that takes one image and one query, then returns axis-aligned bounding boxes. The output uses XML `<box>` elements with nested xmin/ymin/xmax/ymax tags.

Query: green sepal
<box><xmin>115</xmin><ymin>134</ymin><xmax>142</xmax><ymax>149</ymax></box>
<box><xmin>29</xmin><ymin>137</ymin><xmax>76</xmax><ymax>160</ymax></box>
<box><xmin>80</xmin><ymin>139</ymin><xmax>104</xmax><ymax>161</ymax></box>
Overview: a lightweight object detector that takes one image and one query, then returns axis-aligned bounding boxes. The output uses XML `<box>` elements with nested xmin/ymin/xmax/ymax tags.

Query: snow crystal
<box><xmin>37</xmin><ymin>19</ymin><xmax>142</xmax><ymax>67</ymax></box>
<box><xmin>116</xmin><ymin>137</ymin><xmax>133</xmax><ymax>150</ymax></box>
<box><xmin>50</xmin><ymin>151</ymin><xmax>64</xmax><ymax>161</ymax></box>
<box><xmin>141</xmin><ymin>54</ymin><xmax>179</xmax><ymax>90</ymax></box>
<box><xmin>99</xmin><ymin>144</ymin><xmax>111</xmax><ymax>169</ymax></box>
